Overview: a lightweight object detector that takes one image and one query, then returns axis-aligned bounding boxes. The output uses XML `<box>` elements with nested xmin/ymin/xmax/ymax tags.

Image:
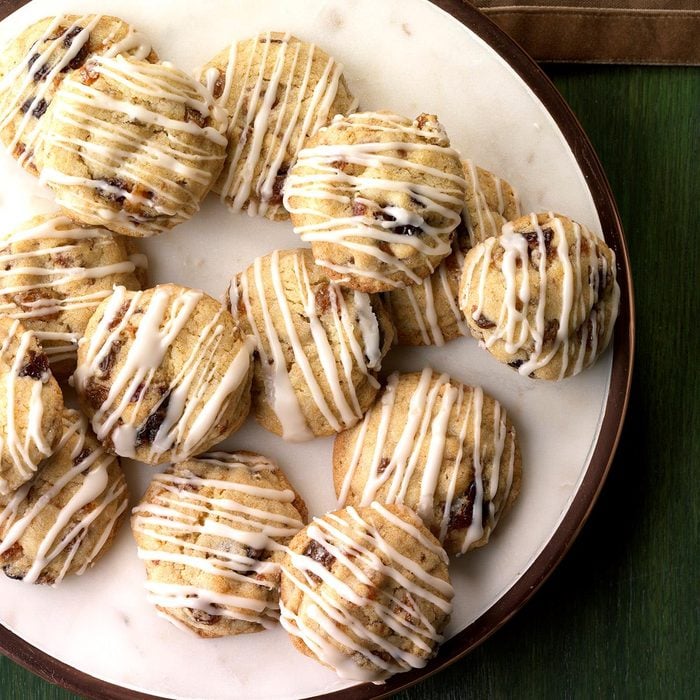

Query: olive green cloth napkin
<box><xmin>469</xmin><ymin>0</ymin><xmax>700</xmax><ymax>64</ymax></box>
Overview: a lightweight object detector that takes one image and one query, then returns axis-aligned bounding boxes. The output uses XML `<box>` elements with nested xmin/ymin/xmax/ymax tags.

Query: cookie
<box><xmin>0</xmin><ymin>317</ymin><xmax>63</xmax><ymax>496</ymax></box>
<box><xmin>34</xmin><ymin>54</ymin><xmax>228</xmax><ymax>237</ymax></box>
<box><xmin>459</xmin><ymin>212</ymin><xmax>620</xmax><ymax>380</ymax></box>
<box><xmin>199</xmin><ymin>31</ymin><xmax>357</xmax><ymax>220</ymax></box>
<box><xmin>0</xmin><ymin>13</ymin><xmax>155</xmax><ymax>173</ymax></box>
<box><xmin>280</xmin><ymin>502</ymin><xmax>453</xmax><ymax>682</ymax></box>
<box><xmin>132</xmin><ymin>451</ymin><xmax>307</xmax><ymax>637</ymax></box>
<box><xmin>334</xmin><ymin>369</ymin><xmax>521</xmax><ymax>556</ymax></box>
<box><xmin>384</xmin><ymin>160</ymin><xmax>521</xmax><ymax>346</ymax></box>
<box><xmin>228</xmin><ymin>248</ymin><xmax>394</xmax><ymax>441</ymax></box>
<box><xmin>0</xmin><ymin>408</ymin><xmax>128</xmax><ymax>585</ymax></box>
<box><xmin>283</xmin><ymin>111</ymin><xmax>467</xmax><ymax>293</ymax></box>
<box><xmin>74</xmin><ymin>284</ymin><xmax>254</xmax><ymax>464</ymax></box>
<box><xmin>462</xmin><ymin>159</ymin><xmax>520</xmax><ymax>248</ymax></box>
<box><xmin>0</xmin><ymin>212</ymin><xmax>146</xmax><ymax>376</ymax></box>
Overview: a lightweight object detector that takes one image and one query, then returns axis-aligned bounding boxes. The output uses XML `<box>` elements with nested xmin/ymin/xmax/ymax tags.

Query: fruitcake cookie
<box><xmin>132</xmin><ymin>451</ymin><xmax>307</xmax><ymax>637</ymax></box>
<box><xmin>384</xmin><ymin>160</ymin><xmax>521</xmax><ymax>346</ymax></box>
<box><xmin>459</xmin><ymin>212</ymin><xmax>620</xmax><ymax>380</ymax></box>
<box><xmin>0</xmin><ymin>408</ymin><xmax>128</xmax><ymax>585</ymax></box>
<box><xmin>199</xmin><ymin>31</ymin><xmax>357</xmax><ymax>220</ymax></box>
<box><xmin>0</xmin><ymin>13</ymin><xmax>155</xmax><ymax>173</ymax></box>
<box><xmin>35</xmin><ymin>55</ymin><xmax>228</xmax><ymax>237</ymax></box>
<box><xmin>334</xmin><ymin>369</ymin><xmax>520</xmax><ymax>556</ymax></box>
<box><xmin>74</xmin><ymin>284</ymin><xmax>254</xmax><ymax>464</ymax></box>
<box><xmin>280</xmin><ymin>502</ymin><xmax>453</xmax><ymax>682</ymax></box>
<box><xmin>0</xmin><ymin>212</ymin><xmax>146</xmax><ymax>376</ymax></box>
<box><xmin>0</xmin><ymin>317</ymin><xmax>63</xmax><ymax>496</ymax></box>
<box><xmin>283</xmin><ymin>111</ymin><xmax>467</xmax><ymax>293</ymax></box>
<box><xmin>462</xmin><ymin>159</ymin><xmax>520</xmax><ymax>248</ymax></box>
<box><xmin>228</xmin><ymin>248</ymin><xmax>394</xmax><ymax>441</ymax></box>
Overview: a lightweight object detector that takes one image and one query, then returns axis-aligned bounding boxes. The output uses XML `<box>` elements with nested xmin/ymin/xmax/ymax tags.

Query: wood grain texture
<box><xmin>0</xmin><ymin>66</ymin><xmax>698</xmax><ymax>700</ymax></box>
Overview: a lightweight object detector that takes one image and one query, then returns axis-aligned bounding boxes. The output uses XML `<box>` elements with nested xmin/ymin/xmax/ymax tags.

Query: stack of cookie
<box><xmin>0</xmin><ymin>13</ymin><xmax>621</xmax><ymax>688</ymax></box>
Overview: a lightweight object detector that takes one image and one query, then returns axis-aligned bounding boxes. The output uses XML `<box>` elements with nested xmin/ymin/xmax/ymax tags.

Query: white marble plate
<box><xmin>0</xmin><ymin>1</ymin><xmax>632</xmax><ymax>699</ymax></box>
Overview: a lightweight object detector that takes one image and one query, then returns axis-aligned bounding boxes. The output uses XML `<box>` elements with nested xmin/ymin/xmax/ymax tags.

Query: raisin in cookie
<box><xmin>0</xmin><ymin>13</ymin><xmax>155</xmax><ymax>174</ymax></box>
<box><xmin>334</xmin><ymin>369</ymin><xmax>521</xmax><ymax>556</ymax></box>
<box><xmin>35</xmin><ymin>55</ymin><xmax>227</xmax><ymax>237</ymax></box>
<box><xmin>132</xmin><ymin>451</ymin><xmax>307</xmax><ymax>636</ymax></box>
<box><xmin>0</xmin><ymin>317</ymin><xmax>63</xmax><ymax>496</ymax></box>
<box><xmin>284</xmin><ymin>111</ymin><xmax>466</xmax><ymax>293</ymax></box>
<box><xmin>0</xmin><ymin>212</ymin><xmax>146</xmax><ymax>376</ymax></box>
<box><xmin>228</xmin><ymin>248</ymin><xmax>394</xmax><ymax>441</ymax></box>
<box><xmin>459</xmin><ymin>212</ymin><xmax>620</xmax><ymax>380</ymax></box>
<box><xmin>280</xmin><ymin>502</ymin><xmax>453</xmax><ymax>682</ymax></box>
<box><xmin>199</xmin><ymin>31</ymin><xmax>357</xmax><ymax>220</ymax></box>
<box><xmin>0</xmin><ymin>408</ymin><xmax>128</xmax><ymax>585</ymax></box>
<box><xmin>74</xmin><ymin>284</ymin><xmax>254</xmax><ymax>464</ymax></box>
<box><xmin>384</xmin><ymin>160</ymin><xmax>521</xmax><ymax>346</ymax></box>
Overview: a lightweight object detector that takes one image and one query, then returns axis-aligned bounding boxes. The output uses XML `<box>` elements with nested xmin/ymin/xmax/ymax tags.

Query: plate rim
<box><xmin>0</xmin><ymin>0</ymin><xmax>635</xmax><ymax>698</ymax></box>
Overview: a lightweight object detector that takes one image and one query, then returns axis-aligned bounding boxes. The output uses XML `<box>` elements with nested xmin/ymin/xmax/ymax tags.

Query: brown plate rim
<box><xmin>0</xmin><ymin>0</ymin><xmax>635</xmax><ymax>698</ymax></box>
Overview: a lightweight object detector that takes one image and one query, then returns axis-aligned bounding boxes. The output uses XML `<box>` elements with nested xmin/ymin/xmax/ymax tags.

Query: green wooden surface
<box><xmin>1</xmin><ymin>64</ymin><xmax>698</xmax><ymax>700</ymax></box>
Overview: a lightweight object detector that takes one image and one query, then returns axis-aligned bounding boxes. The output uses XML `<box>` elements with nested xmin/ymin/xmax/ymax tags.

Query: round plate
<box><xmin>0</xmin><ymin>1</ymin><xmax>634</xmax><ymax>698</ymax></box>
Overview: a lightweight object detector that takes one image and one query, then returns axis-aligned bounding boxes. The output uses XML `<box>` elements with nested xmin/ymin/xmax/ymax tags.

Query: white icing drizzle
<box><xmin>132</xmin><ymin>452</ymin><xmax>304</xmax><ymax>631</ymax></box>
<box><xmin>202</xmin><ymin>32</ymin><xmax>357</xmax><ymax>218</ymax></box>
<box><xmin>38</xmin><ymin>55</ymin><xmax>227</xmax><ymax>236</ymax></box>
<box><xmin>0</xmin><ymin>319</ymin><xmax>59</xmax><ymax>494</ymax></box>
<box><xmin>461</xmin><ymin>212</ymin><xmax>619</xmax><ymax>379</ymax></box>
<box><xmin>229</xmin><ymin>249</ymin><xmax>383</xmax><ymax>441</ymax></box>
<box><xmin>0</xmin><ymin>213</ymin><xmax>142</xmax><ymax>367</ymax></box>
<box><xmin>0</xmin><ymin>14</ymin><xmax>153</xmax><ymax>168</ymax></box>
<box><xmin>73</xmin><ymin>285</ymin><xmax>254</xmax><ymax>461</ymax></box>
<box><xmin>283</xmin><ymin>112</ymin><xmax>466</xmax><ymax>288</ymax></box>
<box><xmin>337</xmin><ymin>369</ymin><xmax>517</xmax><ymax>555</ymax></box>
<box><xmin>0</xmin><ymin>409</ymin><xmax>127</xmax><ymax>584</ymax></box>
<box><xmin>279</xmin><ymin>504</ymin><xmax>453</xmax><ymax>683</ymax></box>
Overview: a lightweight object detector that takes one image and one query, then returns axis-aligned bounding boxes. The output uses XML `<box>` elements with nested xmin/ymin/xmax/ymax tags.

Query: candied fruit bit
<box><xmin>84</xmin><ymin>377</ymin><xmax>108</xmax><ymax>409</ymax></box>
<box><xmin>524</xmin><ymin>227</ymin><xmax>553</xmax><ymax>255</ymax></box>
<box><xmin>62</xmin><ymin>26</ymin><xmax>83</xmax><ymax>48</ymax></box>
<box><xmin>73</xmin><ymin>447</ymin><xmax>92</xmax><ymax>466</ymax></box>
<box><xmin>62</xmin><ymin>27</ymin><xmax>90</xmax><ymax>72</ymax></box>
<box><xmin>448</xmin><ymin>482</ymin><xmax>476</xmax><ymax>531</ymax></box>
<box><xmin>79</xmin><ymin>63</ymin><xmax>99</xmax><ymax>85</ymax></box>
<box><xmin>242</xmin><ymin>546</ymin><xmax>264</xmax><ymax>575</ymax></box>
<box><xmin>0</xmin><ymin>542</ymin><xmax>24</xmax><ymax>564</ymax></box>
<box><xmin>302</xmin><ymin>539</ymin><xmax>335</xmax><ymax>584</ymax></box>
<box><xmin>97</xmin><ymin>177</ymin><xmax>131</xmax><ymax>205</ymax></box>
<box><xmin>130</xmin><ymin>382</ymin><xmax>145</xmax><ymax>403</ymax></box>
<box><xmin>184</xmin><ymin>106</ymin><xmax>208</xmax><ymax>128</ymax></box>
<box><xmin>352</xmin><ymin>200</ymin><xmax>368</xmax><ymax>217</ymax></box>
<box><xmin>474</xmin><ymin>314</ymin><xmax>495</xmax><ymax>330</ymax></box>
<box><xmin>98</xmin><ymin>341</ymin><xmax>121</xmax><ymax>377</ymax></box>
<box><xmin>212</xmin><ymin>74</ymin><xmax>225</xmax><ymax>99</ymax></box>
<box><xmin>20</xmin><ymin>97</ymin><xmax>48</xmax><ymax>118</ymax></box>
<box><xmin>416</xmin><ymin>113</ymin><xmax>433</xmax><ymax>129</ymax></box>
<box><xmin>314</xmin><ymin>285</ymin><xmax>332</xmax><ymax>315</ymax></box>
<box><xmin>28</xmin><ymin>53</ymin><xmax>50</xmax><ymax>81</ymax></box>
<box><xmin>543</xmin><ymin>319</ymin><xmax>559</xmax><ymax>345</ymax></box>
<box><xmin>107</xmin><ymin>301</ymin><xmax>130</xmax><ymax>330</ymax></box>
<box><xmin>185</xmin><ymin>608</ymin><xmax>220</xmax><ymax>625</ymax></box>
<box><xmin>268</xmin><ymin>166</ymin><xmax>288</xmax><ymax>205</ymax></box>
<box><xmin>135</xmin><ymin>394</ymin><xmax>171</xmax><ymax>446</ymax></box>
<box><xmin>394</xmin><ymin>224</ymin><xmax>422</xmax><ymax>236</ymax></box>
<box><xmin>18</xmin><ymin>350</ymin><xmax>50</xmax><ymax>380</ymax></box>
